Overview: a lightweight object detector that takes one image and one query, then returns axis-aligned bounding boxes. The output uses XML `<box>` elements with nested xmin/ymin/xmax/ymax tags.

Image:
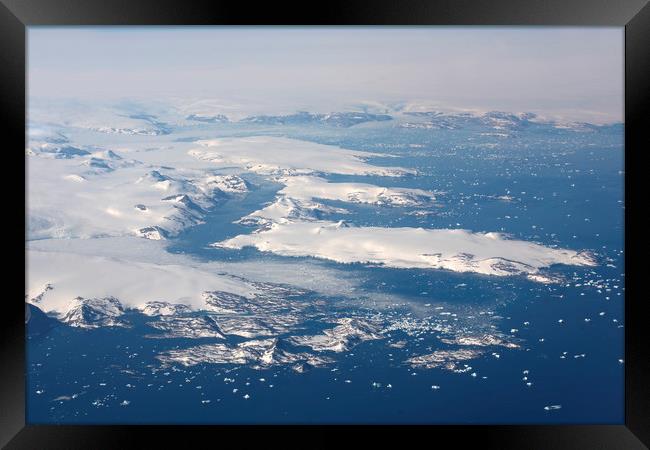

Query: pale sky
<box><xmin>28</xmin><ymin>27</ymin><xmax>624</xmax><ymax>123</ymax></box>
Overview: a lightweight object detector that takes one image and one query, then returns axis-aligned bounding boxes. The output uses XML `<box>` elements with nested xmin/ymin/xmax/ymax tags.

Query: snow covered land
<box><xmin>25</xmin><ymin>99</ymin><xmax>623</xmax><ymax>423</ymax></box>
<box><xmin>27</xmin><ymin>100</ymin><xmax>601</xmax><ymax>338</ymax></box>
<box><xmin>216</xmin><ymin>221</ymin><xmax>594</xmax><ymax>282</ymax></box>
<box><xmin>189</xmin><ymin>136</ymin><xmax>414</xmax><ymax>177</ymax></box>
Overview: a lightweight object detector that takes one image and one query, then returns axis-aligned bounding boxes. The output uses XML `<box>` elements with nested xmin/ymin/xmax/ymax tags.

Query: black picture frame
<box><xmin>2</xmin><ymin>0</ymin><xmax>648</xmax><ymax>448</ymax></box>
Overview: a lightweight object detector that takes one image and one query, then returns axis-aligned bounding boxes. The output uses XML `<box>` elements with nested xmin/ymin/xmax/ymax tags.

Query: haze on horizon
<box><xmin>28</xmin><ymin>26</ymin><xmax>624</xmax><ymax>124</ymax></box>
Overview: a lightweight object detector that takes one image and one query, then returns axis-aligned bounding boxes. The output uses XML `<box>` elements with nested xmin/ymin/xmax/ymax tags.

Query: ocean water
<box><xmin>27</xmin><ymin>120</ymin><xmax>624</xmax><ymax>424</ymax></box>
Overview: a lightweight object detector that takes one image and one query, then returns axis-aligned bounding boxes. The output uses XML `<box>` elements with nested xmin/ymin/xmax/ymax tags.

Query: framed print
<box><xmin>2</xmin><ymin>0</ymin><xmax>649</xmax><ymax>448</ymax></box>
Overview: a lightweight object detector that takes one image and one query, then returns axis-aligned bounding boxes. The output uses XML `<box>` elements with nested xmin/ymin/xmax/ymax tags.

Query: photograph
<box><xmin>25</xmin><ymin>26</ymin><xmax>625</xmax><ymax>424</ymax></box>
